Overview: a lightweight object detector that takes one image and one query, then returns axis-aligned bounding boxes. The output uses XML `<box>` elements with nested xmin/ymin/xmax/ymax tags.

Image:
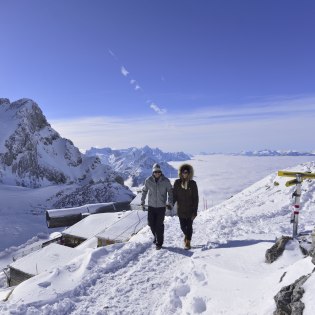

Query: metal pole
<box><xmin>291</xmin><ymin>174</ymin><xmax>302</xmax><ymax>238</ymax></box>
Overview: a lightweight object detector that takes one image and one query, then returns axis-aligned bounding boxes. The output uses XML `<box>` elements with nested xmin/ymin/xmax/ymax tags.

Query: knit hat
<box><xmin>152</xmin><ymin>163</ymin><xmax>162</xmax><ymax>173</ymax></box>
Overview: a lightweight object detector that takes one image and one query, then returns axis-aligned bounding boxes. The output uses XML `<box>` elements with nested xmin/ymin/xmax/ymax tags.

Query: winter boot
<box><xmin>184</xmin><ymin>240</ymin><xmax>191</xmax><ymax>250</ymax></box>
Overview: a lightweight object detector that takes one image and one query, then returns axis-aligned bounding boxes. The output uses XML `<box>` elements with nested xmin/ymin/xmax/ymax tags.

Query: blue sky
<box><xmin>1</xmin><ymin>0</ymin><xmax>315</xmax><ymax>153</ymax></box>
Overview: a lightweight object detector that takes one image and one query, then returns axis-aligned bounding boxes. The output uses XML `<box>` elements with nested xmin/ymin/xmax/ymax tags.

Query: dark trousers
<box><xmin>148</xmin><ymin>207</ymin><xmax>166</xmax><ymax>246</ymax></box>
<box><xmin>179</xmin><ymin>218</ymin><xmax>193</xmax><ymax>241</ymax></box>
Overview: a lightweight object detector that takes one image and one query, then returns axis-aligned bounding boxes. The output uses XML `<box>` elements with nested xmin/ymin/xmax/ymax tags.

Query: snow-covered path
<box><xmin>70</xmin><ymin>239</ymin><xmax>192</xmax><ymax>314</ymax></box>
<box><xmin>6</xmin><ymin>218</ymin><xmax>195</xmax><ymax>315</ymax></box>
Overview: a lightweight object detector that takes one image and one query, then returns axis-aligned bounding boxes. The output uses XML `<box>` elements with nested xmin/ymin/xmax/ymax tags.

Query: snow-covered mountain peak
<box><xmin>10</xmin><ymin>99</ymin><xmax>48</xmax><ymax>130</ymax></box>
<box><xmin>0</xmin><ymin>98</ymin><xmax>10</xmax><ymax>106</ymax></box>
<box><xmin>1</xmin><ymin>98</ymin><xmax>50</xmax><ymax>138</ymax></box>
<box><xmin>0</xmin><ymin>98</ymin><xmax>78</xmax><ymax>187</ymax></box>
<box><xmin>0</xmin><ymin>98</ymin><xmax>134</xmax><ymax>205</ymax></box>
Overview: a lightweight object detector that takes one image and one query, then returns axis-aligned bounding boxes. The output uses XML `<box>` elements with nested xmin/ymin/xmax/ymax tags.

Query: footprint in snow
<box><xmin>192</xmin><ymin>296</ymin><xmax>207</xmax><ymax>314</ymax></box>
<box><xmin>193</xmin><ymin>270</ymin><xmax>206</xmax><ymax>282</ymax></box>
<box><xmin>174</xmin><ymin>284</ymin><xmax>190</xmax><ymax>297</ymax></box>
<box><xmin>37</xmin><ymin>281</ymin><xmax>51</xmax><ymax>288</ymax></box>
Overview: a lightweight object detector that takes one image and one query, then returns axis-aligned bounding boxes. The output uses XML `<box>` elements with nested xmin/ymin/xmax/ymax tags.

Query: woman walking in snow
<box><xmin>173</xmin><ymin>164</ymin><xmax>199</xmax><ymax>250</ymax></box>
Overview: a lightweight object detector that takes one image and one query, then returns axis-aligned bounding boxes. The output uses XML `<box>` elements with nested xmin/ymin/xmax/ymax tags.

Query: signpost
<box><xmin>278</xmin><ymin>171</ymin><xmax>315</xmax><ymax>238</ymax></box>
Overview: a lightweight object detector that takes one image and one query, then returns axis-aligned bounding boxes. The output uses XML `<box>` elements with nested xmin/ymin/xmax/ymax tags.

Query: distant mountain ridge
<box><xmin>0</xmin><ymin>98</ymin><xmax>134</xmax><ymax>207</ymax></box>
<box><xmin>85</xmin><ymin>146</ymin><xmax>191</xmax><ymax>186</ymax></box>
<box><xmin>235</xmin><ymin>149</ymin><xmax>315</xmax><ymax>157</ymax></box>
<box><xmin>198</xmin><ymin>149</ymin><xmax>315</xmax><ymax>156</ymax></box>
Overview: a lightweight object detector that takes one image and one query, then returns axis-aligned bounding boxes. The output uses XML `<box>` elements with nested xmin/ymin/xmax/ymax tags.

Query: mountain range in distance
<box><xmin>85</xmin><ymin>146</ymin><xmax>191</xmax><ymax>187</ymax></box>
<box><xmin>199</xmin><ymin>149</ymin><xmax>315</xmax><ymax>156</ymax></box>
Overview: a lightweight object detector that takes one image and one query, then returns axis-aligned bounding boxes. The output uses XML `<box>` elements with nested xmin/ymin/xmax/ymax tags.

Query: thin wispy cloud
<box><xmin>150</xmin><ymin>103</ymin><xmax>167</xmax><ymax>115</ymax></box>
<box><xmin>183</xmin><ymin>95</ymin><xmax>315</xmax><ymax>124</ymax></box>
<box><xmin>120</xmin><ymin>66</ymin><xmax>129</xmax><ymax>77</ymax></box>
<box><xmin>108</xmin><ymin>49</ymin><xmax>116</xmax><ymax>58</ymax></box>
<box><xmin>129</xmin><ymin>79</ymin><xmax>141</xmax><ymax>91</ymax></box>
<box><xmin>109</xmin><ymin>49</ymin><xmax>168</xmax><ymax>115</ymax></box>
<box><xmin>50</xmin><ymin>96</ymin><xmax>315</xmax><ymax>153</ymax></box>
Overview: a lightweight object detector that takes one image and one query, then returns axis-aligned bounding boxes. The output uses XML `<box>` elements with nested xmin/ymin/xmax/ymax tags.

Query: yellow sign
<box><xmin>278</xmin><ymin>171</ymin><xmax>315</xmax><ymax>179</ymax></box>
<box><xmin>278</xmin><ymin>170</ymin><xmax>315</xmax><ymax>187</ymax></box>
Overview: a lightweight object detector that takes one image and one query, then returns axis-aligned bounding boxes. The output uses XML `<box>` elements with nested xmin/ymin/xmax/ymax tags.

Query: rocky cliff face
<box><xmin>0</xmin><ymin>98</ymin><xmax>134</xmax><ymax>206</ymax></box>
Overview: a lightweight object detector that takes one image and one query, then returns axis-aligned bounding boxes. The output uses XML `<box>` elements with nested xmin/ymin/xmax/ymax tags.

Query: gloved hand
<box><xmin>141</xmin><ymin>203</ymin><xmax>146</xmax><ymax>211</ymax></box>
<box><xmin>166</xmin><ymin>204</ymin><xmax>173</xmax><ymax>210</ymax></box>
<box><xmin>191</xmin><ymin>212</ymin><xmax>197</xmax><ymax>221</ymax></box>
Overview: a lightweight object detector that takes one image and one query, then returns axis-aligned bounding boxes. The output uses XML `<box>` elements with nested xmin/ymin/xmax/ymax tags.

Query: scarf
<box><xmin>181</xmin><ymin>180</ymin><xmax>188</xmax><ymax>190</ymax></box>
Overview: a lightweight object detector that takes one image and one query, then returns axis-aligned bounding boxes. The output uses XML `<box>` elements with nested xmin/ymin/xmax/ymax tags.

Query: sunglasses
<box><xmin>153</xmin><ymin>171</ymin><xmax>161</xmax><ymax>174</ymax></box>
<box><xmin>182</xmin><ymin>170</ymin><xmax>189</xmax><ymax>174</ymax></box>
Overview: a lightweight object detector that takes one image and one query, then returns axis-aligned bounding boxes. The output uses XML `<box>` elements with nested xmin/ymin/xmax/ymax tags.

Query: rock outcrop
<box><xmin>274</xmin><ymin>274</ymin><xmax>312</xmax><ymax>315</ymax></box>
<box><xmin>266</xmin><ymin>236</ymin><xmax>292</xmax><ymax>264</ymax></box>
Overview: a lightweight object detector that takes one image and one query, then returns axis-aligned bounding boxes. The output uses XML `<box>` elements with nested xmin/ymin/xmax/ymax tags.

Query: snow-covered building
<box><xmin>60</xmin><ymin>209</ymin><xmax>148</xmax><ymax>247</ymax></box>
<box><xmin>46</xmin><ymin>201</ymin><xmax>132</xmax><ymax>228</ymax></box>
<box><xmin>96</xmin><ymin>210</ymin><xmax>147</xmax><ymax>246</ymax></box>
<box><xmin>6</xmin><ymin>209</ymin><xmax>148</xmax><ymax>287</ymax></box>
<box><xmin>61</xmin><ymin>212</ymin><xmax>127</xmax><ymax>247</ymax></box>
<box><xmin>8</xmin><ymin>244</ymin><xmax>83</xmax><ymax>286</ymax></box>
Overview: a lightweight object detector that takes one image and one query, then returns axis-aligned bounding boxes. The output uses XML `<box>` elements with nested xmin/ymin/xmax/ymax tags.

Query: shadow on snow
<box><xmin>201</xmin><ymin>239</ymin><xmax>275</xmax><ymax>251</ymax></box>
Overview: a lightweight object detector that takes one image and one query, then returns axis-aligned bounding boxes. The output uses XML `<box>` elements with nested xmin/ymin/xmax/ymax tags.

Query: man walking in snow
<box><xmin>141</xmin><ymin>163</ymin><xmax>173</xmax><ymax>250</ymax></box>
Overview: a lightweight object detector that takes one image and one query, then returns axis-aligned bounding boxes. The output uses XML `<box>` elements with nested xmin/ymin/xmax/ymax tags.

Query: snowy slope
<box><xmin>1</xmin><ymin>160</ymin><xmax>315</xmax><ymax>314</ymax></box>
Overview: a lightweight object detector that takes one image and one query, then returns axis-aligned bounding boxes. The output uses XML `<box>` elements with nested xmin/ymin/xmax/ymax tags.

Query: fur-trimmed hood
<box><xmin>178</xmin><ymin>164</ymin><xmax>194</xmax><ymax>180</ymax></box>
